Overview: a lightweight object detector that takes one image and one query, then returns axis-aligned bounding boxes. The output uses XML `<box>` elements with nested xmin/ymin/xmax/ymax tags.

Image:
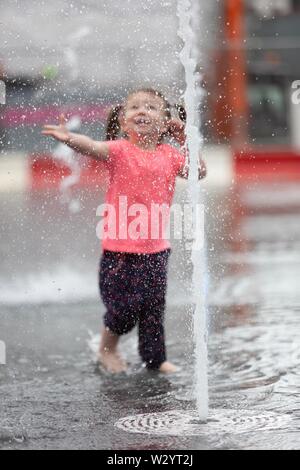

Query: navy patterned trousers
<box><xmin>99</xmin><ymin>249</ymin><xmax>171</xmax><ymax>369</ymax></box>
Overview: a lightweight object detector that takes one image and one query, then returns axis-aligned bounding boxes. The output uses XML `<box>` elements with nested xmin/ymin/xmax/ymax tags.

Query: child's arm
<box><xmin>168</xmin><ymin>118</ymin><xmax>207</xmax><ymax>180</ymax></box>
<box><xmin>42</xmin><ymin>114</ymin><xmax>109</xmax><ymax>162</ymax></box>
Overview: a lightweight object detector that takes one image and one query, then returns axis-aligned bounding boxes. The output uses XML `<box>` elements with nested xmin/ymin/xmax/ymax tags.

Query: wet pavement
<box><xmin>0</xmin><ymin>181</ymin><xmax>300</xmax><ymax>450</ymax></box>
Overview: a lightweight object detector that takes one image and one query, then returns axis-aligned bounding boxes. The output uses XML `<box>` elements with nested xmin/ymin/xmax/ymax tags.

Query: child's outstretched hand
<box><xmin>42</xmin><ymin>114</ymin><xmax>70</xmax><ymax>143</ymax></box>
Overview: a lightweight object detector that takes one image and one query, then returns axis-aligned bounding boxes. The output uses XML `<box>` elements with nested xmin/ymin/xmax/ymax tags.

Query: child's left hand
<box><xmin>168</xmin><ymin>118</ymin><xmax>186</xmax><ymax>146</ymax></box>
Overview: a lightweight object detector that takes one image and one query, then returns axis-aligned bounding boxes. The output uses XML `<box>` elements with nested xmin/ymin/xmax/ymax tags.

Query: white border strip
<box><xmin>0</xmin><ymin>152</ymin><xmax>30</xmax><ymax>192</ymax></box>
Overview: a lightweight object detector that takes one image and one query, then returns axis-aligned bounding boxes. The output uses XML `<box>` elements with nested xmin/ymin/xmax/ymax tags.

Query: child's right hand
<box><xmin>42</xmin><ymin>114</ymin><xmax>70</xmax><ymax>143</ymax></box>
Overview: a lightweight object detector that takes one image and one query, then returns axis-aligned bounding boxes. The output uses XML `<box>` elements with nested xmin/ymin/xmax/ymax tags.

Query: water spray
<box><xmin>52</xmin><ymin>115</ymin><xmax>82</xmax><ymax>213</ymax></box>
<box><xmin>177</xmin><ymin>0</ymin><xmax>209</xmax><ymax>420</ymax></box>
<box><xmin>52</xmin><ymin>26</ymin><xmax>92</xmax><ymax>213</ymax></box>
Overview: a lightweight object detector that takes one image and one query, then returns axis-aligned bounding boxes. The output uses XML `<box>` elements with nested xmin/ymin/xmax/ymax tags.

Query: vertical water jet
<box><xmin>177</xmin><ymin>0</ymin><xmax>209</xmax><ymax>420</ymax></box>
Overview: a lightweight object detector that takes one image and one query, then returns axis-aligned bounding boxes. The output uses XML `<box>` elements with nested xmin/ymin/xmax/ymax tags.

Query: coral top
<box><xmin>99</xmin><ymin>139</ymin><xmax>186</xmax><ymax>254</ymax></box>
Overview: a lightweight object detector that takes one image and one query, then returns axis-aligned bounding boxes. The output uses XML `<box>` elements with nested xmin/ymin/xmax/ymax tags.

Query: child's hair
<box><xmin>105</xmin><ymin>88</ymin><xmax>186</xmax><ymax>142</ymax></box>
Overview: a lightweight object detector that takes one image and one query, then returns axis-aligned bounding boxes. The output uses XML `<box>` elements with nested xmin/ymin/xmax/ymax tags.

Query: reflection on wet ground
<box><xmin>0</xmin><ymin>182</ymin><xmax>299</xmax><ymax>449</ymax></box>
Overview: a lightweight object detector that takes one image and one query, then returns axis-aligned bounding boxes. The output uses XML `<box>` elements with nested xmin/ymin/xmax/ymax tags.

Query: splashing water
<box><xmin>64</xmin><ymin>27</ymin><xmax>91</xmax><ymax>84</ymax></box>
<box><xmin>51</xmin><ymin>27</ymin><xmax>92</xmax><ymax>213</ymax></box>
<box><xmin>177</xmin><ymin>0</ymin><xmax>209</xmax><ymax>420</ymax></box>
<box><xmin>52</xmin><ymin>116</ymin><xmax>82</xmax><ymax>213</ymax></box>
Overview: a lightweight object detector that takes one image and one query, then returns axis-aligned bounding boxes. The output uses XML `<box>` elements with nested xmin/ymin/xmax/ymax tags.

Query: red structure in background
<box><xmin>30</xmin><ymin>154</ymin><xmax>109</xmax><ymax>190</ymax></box>
<box><xmin>27</xmin><ymin>104</ymin><xmax>110</xmax><ymax>190</ymax></box>
<box><xmin>224</xmin><ymin>0</ymin><xmax>248</xmax><ymax>146</ymax></box>
<box><xmin>235</xmin><ymin>149</ymin><xmax>300</xmax><ymax>181</ymax></box>
<box><xmin>212</xmin><ymin>0</ymin><xmax>248</xmax><ymax>145</ymax></box>
<box><xmin>216</xmin><ymin>0</ymin><xmax>300</xmax><ymax>181</ymax></box>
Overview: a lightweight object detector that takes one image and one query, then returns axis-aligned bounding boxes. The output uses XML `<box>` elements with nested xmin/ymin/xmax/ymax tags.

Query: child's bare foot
<box><xmin>98</xmin><ymin>327</ymin><xmax>127</xmax><ymax>374</ymax></box>
<box><xmin>98</xmin><ymin>350</ymin><xmax>128</xmax><ymax>374</ymax></box>
<box><xmin>159</xmin><ymin>361</ymin><xmax>179</xmax><ymax>374</ymax></box>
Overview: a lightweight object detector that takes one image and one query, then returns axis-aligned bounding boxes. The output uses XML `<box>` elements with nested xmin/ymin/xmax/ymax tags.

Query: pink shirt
<box><xmin>100</xmin><ymin>139</ymin><xmax>186</xmax><ymax>254</ymax></box>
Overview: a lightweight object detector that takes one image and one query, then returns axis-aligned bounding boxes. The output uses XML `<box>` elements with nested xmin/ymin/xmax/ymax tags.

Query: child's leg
<box><xmin>98</xmin><ymin>251</ymin><xmax>140</xmax><ymax>373</ymax></box>
<box><xmin>99</xmin><ymin>308</ymin><xmax>138</xmax><ymax>373</ymax></box>
<box><xmin>98</xmin><ymin>327</ymin><xmax>127</xmax><ymax>373</ymax></box>
<box><xmin>138</xmin><ymin>250</ymin><xmax>178</xmax><ymax>373</ymax></box>
<box><xmin>138</xmin><ymin>298</ymin><xmax>167</xmax><ymax>369</ymax></box>
<box><xmin>138</xmin><ymin>294</ymin><xmax>178</xmax><ymax>373</ymax></box>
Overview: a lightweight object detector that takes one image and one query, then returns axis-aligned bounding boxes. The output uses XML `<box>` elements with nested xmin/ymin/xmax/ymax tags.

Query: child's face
<box><xmin>121</xmin><ymin>92</ymin><xmax>169</xmax><ymax>142</ymax></box>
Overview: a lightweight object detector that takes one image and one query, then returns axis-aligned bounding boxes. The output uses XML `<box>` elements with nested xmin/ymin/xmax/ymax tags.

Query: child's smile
<box><xmin>122</xmin><ymin>92</ymin><xmax>168</xmax><ymax>145</ymax></box>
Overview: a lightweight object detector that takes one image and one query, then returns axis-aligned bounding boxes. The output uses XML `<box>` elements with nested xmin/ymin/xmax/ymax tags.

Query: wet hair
<box><xmin>105</xmin><ymin>88</ymin><xmax>186</xmax><ymax>141</ymax></box>
<box><xmin>106</xmin><ymin>104</ymin><xmax>123</xmax><ymax>141</ymax></box>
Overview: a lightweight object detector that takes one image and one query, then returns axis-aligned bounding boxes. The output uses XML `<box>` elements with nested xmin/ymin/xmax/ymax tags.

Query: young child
<box><xmin>42</xmin><ymin>88</ymin><xmax>206</xmax><ymax>374</ymax></box>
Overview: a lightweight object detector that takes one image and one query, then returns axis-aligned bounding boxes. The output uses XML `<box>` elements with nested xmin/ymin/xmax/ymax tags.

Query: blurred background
<box><xmin>1</xmin><ymin>0</ymin><xmax>300</xmax><ymax>188</ymax></box>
